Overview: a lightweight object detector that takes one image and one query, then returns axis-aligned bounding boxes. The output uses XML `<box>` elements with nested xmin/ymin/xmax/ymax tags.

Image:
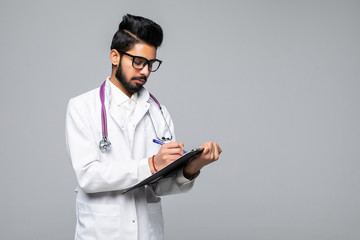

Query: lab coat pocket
<box><xmin>76</xmin><ymin>201</ymin><xmax>121</xmax><ymax>240</ymax></box>
<box><xmin>148</xmin><ymin>201</ymin><xmax>162</xmax><ymax>215</ymax></box>
<box><xmin>145</xmin><ymin>186</ymin><xmax>163</xmax><ymax>216</ymax></box>
<box><xmin>147</xmin><ymin>200</ymin><xmax>164</xmax><ymax>238</ymax></box>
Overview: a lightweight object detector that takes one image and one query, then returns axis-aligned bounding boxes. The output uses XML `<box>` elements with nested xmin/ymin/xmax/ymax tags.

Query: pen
<box><xmin>152</xmin><ymin>139</ymin><xmax>187</xmax><ymax>154</ymax></box>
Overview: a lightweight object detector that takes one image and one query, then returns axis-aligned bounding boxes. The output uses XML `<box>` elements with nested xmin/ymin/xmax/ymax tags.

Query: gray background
<box><xmin>1</xmin><ymin>0</ymin><xmax>359</xmax><ymax>239</ymax></box>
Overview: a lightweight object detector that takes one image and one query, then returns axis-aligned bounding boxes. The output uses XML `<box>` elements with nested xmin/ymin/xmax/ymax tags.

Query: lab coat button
<box><xmin>132</xmin><ymin>220</ymin><xmax>135</xmax><ymax>223</ymax></box>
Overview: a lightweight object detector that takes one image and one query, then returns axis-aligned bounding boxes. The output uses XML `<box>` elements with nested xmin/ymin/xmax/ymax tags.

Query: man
<box><xmin>65</xmin><ymin>14</ymin><xmax>221</xmax><ymax>240</ymax></box>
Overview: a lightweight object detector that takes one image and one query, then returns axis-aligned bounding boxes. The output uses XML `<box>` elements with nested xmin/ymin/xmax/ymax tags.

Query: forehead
<box><xmin>127</xmin><ymin>43</ymin><xmax>157</xmax><ymax>59</ymax></box>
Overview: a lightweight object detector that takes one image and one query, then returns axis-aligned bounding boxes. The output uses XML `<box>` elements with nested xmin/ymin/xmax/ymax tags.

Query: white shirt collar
<box><xmin>109</xmin><ymin>80</ymin><xmax>138</xmax><ymax>106</ymax></box>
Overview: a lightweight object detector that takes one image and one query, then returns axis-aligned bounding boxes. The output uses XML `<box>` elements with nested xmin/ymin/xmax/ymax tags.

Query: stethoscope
<box><xmin>99</xmin><ymin>80</ymin><xmax>173</xmax><ymax>152</ymax></box>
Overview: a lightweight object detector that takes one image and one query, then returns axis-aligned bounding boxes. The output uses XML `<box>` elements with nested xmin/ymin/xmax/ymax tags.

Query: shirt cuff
<box><xmin>137</xmin><ymin>157</ymin><xmax>152</xmax><ymax>181</ymax></box>
<box><xmin>176</xmin><ymin>167</ymin><xmax>200</xmax><ymax>185</ymax></box>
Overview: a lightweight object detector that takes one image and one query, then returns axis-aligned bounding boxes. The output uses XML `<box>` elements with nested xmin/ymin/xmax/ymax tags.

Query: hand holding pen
<box><xmin>152</xmin><ymin>139</ymin><xmax>187</xmax><ymax>154</ymax></box>
<box><xmin>149</xmin><ymin>139</ymin><xmax>186</xmax><ymax>173</ymax></box>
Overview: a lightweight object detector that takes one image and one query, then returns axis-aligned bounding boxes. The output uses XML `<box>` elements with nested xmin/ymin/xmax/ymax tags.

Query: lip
<box><xmin>132</xmin><ymin>78</ymin><xmax>146</xmax><ymax>85</ymax></box>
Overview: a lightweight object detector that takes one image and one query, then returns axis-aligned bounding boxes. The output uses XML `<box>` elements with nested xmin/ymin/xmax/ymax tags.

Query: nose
<box><xmin>139</xmin><ymin>63</ymin><xmax>151</xmax><ymax>76</ymax></box>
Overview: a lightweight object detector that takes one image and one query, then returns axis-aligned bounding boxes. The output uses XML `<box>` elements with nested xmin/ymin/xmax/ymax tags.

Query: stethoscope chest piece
<box><xmin>99</xmin><ymin>137</ymin><xmax>111</xmax><ymax>152</ymax></box>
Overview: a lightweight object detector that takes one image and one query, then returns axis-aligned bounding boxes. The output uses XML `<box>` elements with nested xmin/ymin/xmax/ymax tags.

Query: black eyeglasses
<box><xmin>118</xmin><ymin>50</ymin><xmax>162</xmax><ymax>72</ymax></box>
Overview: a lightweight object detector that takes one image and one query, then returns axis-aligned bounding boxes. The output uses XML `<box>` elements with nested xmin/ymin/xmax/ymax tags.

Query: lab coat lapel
<box><xmin>132</xmin><ymin>88</ymin><xmax>150</xmax><ymax>128</ymax></box>
<box><xmin>109</xmin><ymin>99</ymin><xmax>127</xmax><ymax>131</ymax></box>
<box><xmin>104</xmin><ymin>79</ymin><xmax>127</xmax><ymax>132</ymax></box>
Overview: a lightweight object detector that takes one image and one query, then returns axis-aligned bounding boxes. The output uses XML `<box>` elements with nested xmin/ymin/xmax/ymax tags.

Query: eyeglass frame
<box><xmin>117</xmin><ymin>50</ymin><xmax>162</xmax><ymax>72</ymax></box>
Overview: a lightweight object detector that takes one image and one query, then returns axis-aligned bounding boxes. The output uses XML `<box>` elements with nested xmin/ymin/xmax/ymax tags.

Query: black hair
<box><xmin>110</xmin><ymin>14</ymin><xmax>163</xmax><ymax>52</ymax></box>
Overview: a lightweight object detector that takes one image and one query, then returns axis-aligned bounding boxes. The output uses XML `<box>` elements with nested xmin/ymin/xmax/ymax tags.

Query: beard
<box><xmin>115</xmin><ymin>65</ymin><xmax>147</xmax><ymax>94</ymax></box>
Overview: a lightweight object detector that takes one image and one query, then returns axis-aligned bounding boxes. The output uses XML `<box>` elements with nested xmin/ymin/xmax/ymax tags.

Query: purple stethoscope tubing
<box><xmin>99</xmin><ymin>81</ymin><xmax>111</xmax><ymax>152</ymax></box>
<box><xmin>149</xmin><ymin>92</ymin><xmax>161</xmax><ymax>110</ymax></box>
<box><xmin>100</xmin><ymin>81</ymin><xmax>108</xmax><ymax>139</ymax></box>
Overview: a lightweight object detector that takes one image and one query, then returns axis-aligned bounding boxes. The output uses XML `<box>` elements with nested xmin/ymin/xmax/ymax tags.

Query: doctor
<box><xmin>65</xmin><ymin>14</ymin><xmax>221</xmax><ymax>240</ymax></box>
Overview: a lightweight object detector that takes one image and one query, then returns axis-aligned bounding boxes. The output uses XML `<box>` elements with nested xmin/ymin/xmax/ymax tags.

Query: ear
<box><xmin>110</xmin><ymin>49</ymin><xmax>120</xmax><ymax>66</ymax></box>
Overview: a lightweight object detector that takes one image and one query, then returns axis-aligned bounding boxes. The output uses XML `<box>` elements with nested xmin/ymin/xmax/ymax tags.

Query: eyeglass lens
<box><xmin>133</xmin><ymin>57</ymin><xmax>161</xmax><ymax>72</ymax></box>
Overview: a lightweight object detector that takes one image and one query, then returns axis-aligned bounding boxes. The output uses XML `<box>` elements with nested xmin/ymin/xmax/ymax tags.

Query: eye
<box><xmin>133</xmin><ymin>57</ymin><xmax>146</xmax><ymax>67</ymax></box>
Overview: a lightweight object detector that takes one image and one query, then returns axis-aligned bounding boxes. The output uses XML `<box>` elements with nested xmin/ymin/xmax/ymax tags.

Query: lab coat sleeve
<box><xmin>65</xmin><ymin>97</ymin><xmax>139</xmax><ymax>193</ymax></box>
<box><xmin>153</xmin><ymin>168</ymin><xmax>198</xmax><ymax>196</ymax></box>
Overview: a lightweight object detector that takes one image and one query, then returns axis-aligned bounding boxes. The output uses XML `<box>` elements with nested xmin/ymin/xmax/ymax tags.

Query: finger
<box><xmin>207</xmin><ymin>142</ymin><xmax>215</xmax><ymax>153</ymax></box>
<box><xmin>202</xmin><ymin>144</ymin><xmax>210</xmax><ymax>155</ymax></box>
<box><xmin>213</xmin><ymin>143</ymin><xmax>220</xmax><ymax>160</ymax></box>
<box><xmin>164</xmin><ymin>147</ymin><xmax>184</xmax><ymax>155</ymax></box>
<box><xmin>178</xmin><ymin>142</ymin><xmax>185</xmax><ymax>155</ymax></box>
<box><xmin>167</xmin><ymin>142</ymin><xmax>185</xmax><ymax>155</ymax></box>
<box><xmin>213</xmin><ymin>142</ymin><xmax>222</xmax><ymax>155</ymax></box>
<box><xmin>164</xmin><ymin>142</ymin><xmax>182</xmax><ymax>149</ymax></box>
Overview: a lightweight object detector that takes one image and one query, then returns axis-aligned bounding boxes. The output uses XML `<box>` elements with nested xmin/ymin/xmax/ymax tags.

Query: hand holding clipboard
<box><xmin>122</xmin><ymin>148</ymin><xmax>204</xmax><ymax>194</ymax></box>
<box><xmin>122</xmin><ymin>141</ymin><xmax>222</xmax><ymax>194</ymax></box>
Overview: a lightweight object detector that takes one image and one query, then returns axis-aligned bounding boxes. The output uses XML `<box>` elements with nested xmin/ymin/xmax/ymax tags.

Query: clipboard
<box><xmin>122</xmin><ymin>148</ymin><xmax>203</xmax><ymax>194</ymax></box>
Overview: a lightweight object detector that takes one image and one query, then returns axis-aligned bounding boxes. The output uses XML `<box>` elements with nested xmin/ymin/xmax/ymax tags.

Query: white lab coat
<box><xmin>65</xmin><ymin>78</ymin><xmax>195</xmax><ymax>240</ymax></box>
